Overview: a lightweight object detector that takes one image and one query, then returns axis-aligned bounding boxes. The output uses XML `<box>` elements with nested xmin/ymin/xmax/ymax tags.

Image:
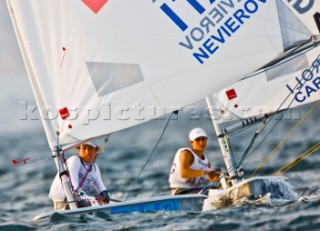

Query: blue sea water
<box><xmin>1</xmin><ymin>2</ymin><xmax>320</xmax><ymax>231</ymax></box>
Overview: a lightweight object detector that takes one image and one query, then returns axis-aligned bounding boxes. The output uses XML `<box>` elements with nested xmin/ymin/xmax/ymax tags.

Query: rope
<box><xmin>236</xmin><ymin>119</ymin><xmax>267</xmax><ymax>169</ymax></box>
<box><xmin>125</xmin><ymin>111</ymin><xmax>178</xmax><ymax>201</ymax></box>
<box><xmin>272</xmin><ymin>141</ymin><xmax>320</xmax><ymax>175</ymax></box>
<box><xmin>251</xmin><ymin>100</ymin><xmax>320</xmax><ymax>176</ymax></box>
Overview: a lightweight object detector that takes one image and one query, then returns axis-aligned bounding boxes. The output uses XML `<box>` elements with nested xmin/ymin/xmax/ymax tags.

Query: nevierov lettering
<box><xmin>155</xmin><ymin>0</ymin><xmax>267</xmax><ymax>64</ymax></box>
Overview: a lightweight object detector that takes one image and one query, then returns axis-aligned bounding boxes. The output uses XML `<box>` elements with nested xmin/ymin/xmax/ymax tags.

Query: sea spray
<box><xmin>202</xmin><ymin>176</ymin><xmax>299</xmax><ymax>211</ymax></box>
<box><xmin>203</xmin><ymin>189</ymin><xmax>232</xmax><ymax>211</ymax></box>
<box><xmin>261</xmin><ymin>177</ymin><xmax>298</xmax><ymax>200</ymax></box>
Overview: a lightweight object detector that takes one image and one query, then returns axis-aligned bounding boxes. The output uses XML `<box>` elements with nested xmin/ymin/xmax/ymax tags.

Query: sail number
<box><xmin>155</xmin><ymin>0</ymin><xmax>316</xmax><ymax>31</ymax></box>
<box><xmin>286</xmin><ymin>55</ymin><xmax>320</xmax><ymax>103</ymax></box>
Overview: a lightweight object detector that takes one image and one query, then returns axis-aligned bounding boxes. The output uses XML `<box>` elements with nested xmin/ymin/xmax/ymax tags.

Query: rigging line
<box><xmin>205</xmin><ymin>125</ymin><xmax>265</xmax><ymax>184</ymax></box>
<box><xmin>216</xmin><ymin>123</ymin><xmax>266</xmax><ymax>181</ymax></box>
<box><xmin>272</xmin><ymin>141</ymin><xmax>320</xmax><ymax>176</ymax></box>
<box><xmin>125</xmin><ymin>111</ymin><xmax>178</xmax><ymax>201</ymax></box>
<box><xmin>8</xmin><ymin>156</ymin><xmax>52</xmax><ymax>172</ymax></box>
<box><xmin>276</xmin><ymin>145</ymin><xmax>320</xmax><ymax>175</ymax></box>
<box><xmin>251</xmin><ymin>100</ymin><xmax>320</xmax><ymax>176</ymax></box>
<box><xmin>274</xmin><ymin>145</ymin><xmax>320</xmax><ymax>175</ymax></box>
<box><xmin>235</xmin><ymin>115</ymin><xmax>298</xmax><ymax>177</ymax></box>
<box><xmin>236</xmin><ymin>119</ymin><xmax>267</xmax><ymax>169</ymax></box>
<box><xmin>225</xmin><ymin>135</ymin><xmax>237</xmax><ymax>169</ymax></box>
<box><xmin>23</xmin><ymin>156</ymin><xmax>52</xmax><ymax>167</ymax></box>
<box><xmin>229</xmin><ymin>123</ymin><xmax>256</xmax><ymax>137</ymax></box>
<box><xmin>220</xmin><ymin>115</ymin><xmax>282</xmax><ymax>177</ymax></box>
<box><xmin>223</xmin><ymin>115</ymin><xmax>279</xmax><ymax>175</ymax></box>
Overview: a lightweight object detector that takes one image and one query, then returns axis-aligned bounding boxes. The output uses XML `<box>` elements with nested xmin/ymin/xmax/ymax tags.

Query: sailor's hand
<box><xmin>76</xmin><ymin>190</ymin><xmax>89</xmax><ymax>207</ymax></box>
<box><xmin>99</xmin><ymin>190</ymin><xmax>110</xmax><ymax>204</ymax></box>
<box><xmin>213</xmin><ymin>167</ymin><xmax>222</xmax><ymax>174</ymax></box>
<box><xmin>77</xmin><ymin>199</ymin><xmax>88</xmax><ymax>208</ymax></box>
<box><xmin>204</xmin><ymin>167</ymin><xmax>222</xmax><ymax>175</ymax></box>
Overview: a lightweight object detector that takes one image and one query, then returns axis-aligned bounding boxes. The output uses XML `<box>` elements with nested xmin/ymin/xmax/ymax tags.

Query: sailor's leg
<box><xmin>172</xmin><ymin>187</ymin><xmax>203</xmax><ymax>195</ymax></box>
<box><xmin>53</xmin><ymin>201</ymin><xmax>66</xmax><ymax>210</ymax></box>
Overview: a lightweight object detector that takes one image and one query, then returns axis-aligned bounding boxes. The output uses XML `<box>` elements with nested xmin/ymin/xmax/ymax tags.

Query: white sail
<box><xmin>7</xmin><ymin>0</ymin><xmax>309</xmax><ymax>149</ymax></box>
<box><xmin>210</xmin><ymin>1</ymin><xmax>320</xmax><ymax>129</ymax></box>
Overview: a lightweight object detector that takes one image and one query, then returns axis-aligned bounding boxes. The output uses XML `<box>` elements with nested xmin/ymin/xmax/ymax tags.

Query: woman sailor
<box><xmin>49</xmin><ymin>141</ymin><xmax>110</xmax><ymax>210</ymax></box>
<box><xmin>169</xmin><ymin>128</ymin><xmax>222</xmax><ymax>195</ymax></box>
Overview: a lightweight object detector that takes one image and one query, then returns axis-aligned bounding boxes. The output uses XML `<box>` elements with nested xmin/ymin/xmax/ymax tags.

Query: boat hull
<box><xmin>226</xmin><ymin>176</ymin><xmax>291</xmax><ymax>200</ymax></box>
<box><xmin>33</xmin><ymin>194</ymin><xmax>207</xmax><ymax>221</ymax></box>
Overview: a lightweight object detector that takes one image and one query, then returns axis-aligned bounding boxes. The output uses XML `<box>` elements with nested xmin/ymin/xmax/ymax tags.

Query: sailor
<box><xmin>49</xmin><ymin>141</ymin><xmax>110</xmax><ymax>210</ymax></box>
<box><xmin>169</xmin><ymin>128</ymin><xmax>222</xmax><ymax>195</ymax></box>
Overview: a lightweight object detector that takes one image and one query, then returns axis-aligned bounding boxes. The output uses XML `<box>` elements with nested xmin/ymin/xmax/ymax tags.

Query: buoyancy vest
<box><xmin>169</xmin><ymin>148</ymin><xmax>210</xmax><ymax>188</ymax></box>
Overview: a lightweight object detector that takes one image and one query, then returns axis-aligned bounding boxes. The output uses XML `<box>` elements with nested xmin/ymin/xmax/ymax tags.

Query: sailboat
<box><xmin>203</xmin><ymin>2</ymin><xmax>320</xmax><ymax>208</ymax></box>
<box><xmin>203</xmin><ymin>42</ymin><xmax>320</xmax><ymax>209</ymax></box>
<box><xmin>6</xmin><ymin>0</ymin><xmax>320</xmax><ymax>220</ymax></box>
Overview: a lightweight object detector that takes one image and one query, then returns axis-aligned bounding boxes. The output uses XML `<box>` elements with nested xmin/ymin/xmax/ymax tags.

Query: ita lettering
<box><xmin>159</xmin><ymin>0</ymin><xmax>216</xmax><ymax>32</ymax></box>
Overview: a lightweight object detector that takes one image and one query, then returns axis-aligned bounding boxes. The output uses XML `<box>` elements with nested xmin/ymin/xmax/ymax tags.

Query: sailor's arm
<box><xmin>93</xmin><ymin>164</ymin><xmax>106</xmax><ymax>192</ymax></box>
<box><xmin>66</xmin><ymin>156</ymin><xmax>82</xmax><ymax>188</ymax></box>
<box><xmin>179</xmin><ymin>150</ymin><xmax>205</xmax><ymax>178</ymax></box>
<box><xmin>93</xmin><ymin>164</ymin><xmax>110</xmax><ymax>204</ymax></box>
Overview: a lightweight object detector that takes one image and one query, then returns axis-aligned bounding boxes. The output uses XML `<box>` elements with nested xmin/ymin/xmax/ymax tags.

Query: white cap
<box><xmin>78</xmin><ymin>141</ymin><xmax>97</xmax><ymax>148</ymax></box>
<box><xmin>189</xmin><ymin>128</ymin><xmax>207</xmax><ymax>141</ymax></box>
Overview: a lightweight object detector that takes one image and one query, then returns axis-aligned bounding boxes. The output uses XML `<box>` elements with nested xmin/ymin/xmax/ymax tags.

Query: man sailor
<box><xmin>169</xmin><ymin>128</ymin><xmax>222</xmax><ymax>195</ymax></box>
<box><xmin>49</xmin><ymin>141</ymin><xmax>110</xmax><ymax>210</ymax></box>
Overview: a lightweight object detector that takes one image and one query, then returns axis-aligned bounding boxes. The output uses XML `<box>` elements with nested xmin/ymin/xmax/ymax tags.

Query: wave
<box><xmin>202</xmin><ymin>176</ymin><xmax>317</xmax><ymax>211</ymax></box>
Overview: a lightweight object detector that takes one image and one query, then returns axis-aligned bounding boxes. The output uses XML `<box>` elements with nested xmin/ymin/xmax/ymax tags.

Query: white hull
<box><xmin>34</xmin><ymin>176</ymin><xmax>294</xmax><ymax>221</ymax></box>
<box><xmin>227</xmin><ymin>176</ymin><xmax>290</xmax><ymax>199</ymax></box>
<box><xmin>33</xmin><ymin>194</ymin><xmax>206</xmax><ymax>221</ymax></box>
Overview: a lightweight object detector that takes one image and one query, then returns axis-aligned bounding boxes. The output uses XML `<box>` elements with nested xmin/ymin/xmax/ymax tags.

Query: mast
<box><xmin>52</xmin><ymin>132</ymin><xmax>77</xmax><ymax>209</ymax></box>
<box><xmin>206</xmin><ymin>97</ymin><xmax>238</xmax><ymax>186</ymax></box>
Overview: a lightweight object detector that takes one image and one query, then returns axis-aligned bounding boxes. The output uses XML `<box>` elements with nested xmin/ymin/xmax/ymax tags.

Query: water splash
<box><xmin>255</xmin><ymin>176</ymin><xmax>298</xmax><ymax>200</ymax></box>
<box><xmin>203</xmin><ymin>176</ymin><xmax>299</xmax><ymax>211</ymax></box>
